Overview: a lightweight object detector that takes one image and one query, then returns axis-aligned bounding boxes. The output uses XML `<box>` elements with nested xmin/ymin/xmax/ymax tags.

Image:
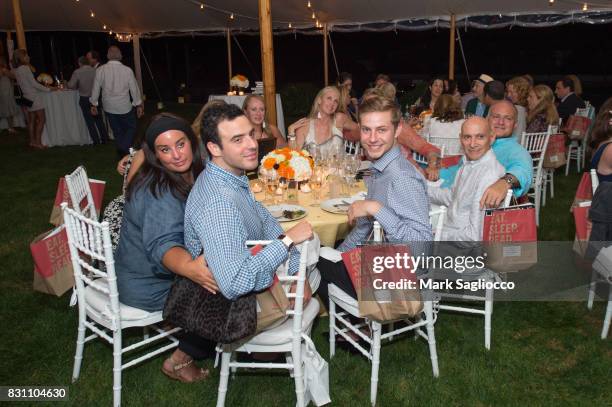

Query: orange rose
<box><xmin>263</xmin><ymin>157</ymin><xmax>276</xmax><ymax>170</ymax></box>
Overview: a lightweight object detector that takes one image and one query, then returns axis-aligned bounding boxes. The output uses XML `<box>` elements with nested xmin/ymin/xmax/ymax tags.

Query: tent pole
<box><xmin>258</xmin><ymin>0</ymin><xmax>277</xmax><ymax>127</ymax></box>
<box><xmin>448</xmin><ymin>14</ymin><xmax>456</xmax><ymax>80</ymax></box>
<box><xmin>11</xmin><ymin>0</ymin><xmax>26</xmax><ymax>50</ymax></box>
<box><xmin>226</xmin><ymin>28</ymin><xmax>232</xmax><ymax>90</ymax></box>
<box><xmin>133</xmin><ymin>34</ymin><xmax>144</xmax><ymax>96</ymax></box>
<box><xmin>323</xmin><ymin>24</ymin><xmax>329</xmax><ymax>86</ymax></box>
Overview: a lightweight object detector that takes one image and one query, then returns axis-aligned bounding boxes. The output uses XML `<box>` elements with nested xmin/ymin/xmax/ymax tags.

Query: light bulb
<box><xmin>307</xmin><ymin>1</ymin><xmax>312</xmax><ymax>7</ymax></box>
<box><xmin>582</xmin><ymin>3</ymin><xmax>588</xmax><ymax>10</ymax></box>
<box><xmin>230</xmin><ymin>13</ymin><xmax>234</xmax><ymax>20</ymax></box>
<box><xmin>200</xmin><ymin>3</ymin><xmax>204</xmax><ymax>9</ymax></box>
<box><xmin>312</xmin><ymin>11</ymin><xmax>315</xmax><ymax>19</ymax></box>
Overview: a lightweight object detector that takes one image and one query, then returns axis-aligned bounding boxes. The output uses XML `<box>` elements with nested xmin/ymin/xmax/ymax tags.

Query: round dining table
<box><xmin>253</xmin><ymin>181</ymin><xmax>366</xmax><ymax>247</ymax></box>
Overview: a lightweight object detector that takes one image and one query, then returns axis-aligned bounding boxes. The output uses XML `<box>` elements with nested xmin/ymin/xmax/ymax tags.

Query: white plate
<box><xmin>266</xmin><ymin>204</ymin><xmax>308</xmax><ymax>222</ymax></box>
<box><xmin>320</xmin><ymin>197</ymin><xmax>360</xmax><ymax>214</ymax></box>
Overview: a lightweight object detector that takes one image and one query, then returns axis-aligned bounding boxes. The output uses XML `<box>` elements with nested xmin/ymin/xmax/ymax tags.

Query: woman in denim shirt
<box><xmin>115</xmin><ymin>113</ymin><xmax>217</xmax><ymax>383</ymax></box>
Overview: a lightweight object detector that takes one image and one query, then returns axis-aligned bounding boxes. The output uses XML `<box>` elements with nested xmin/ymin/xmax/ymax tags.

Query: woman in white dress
<box><xmin>288</xmin><ymin>86</ymin><xmax>359</xmax><ymax>157</ymax></box>
<box><xmin>12</xmin><ymin>49</ymin><xmax>50</xmax><ymax>148</ymax></box>
<box><xmin>0</xmin><ymin>56</ymin><xmax>19</xmax><ymax>134</ymax></box>
<box><xmin>424</xmin><ymin>94</ymin><xmax>465</xmax><ymax>156</ymax></box>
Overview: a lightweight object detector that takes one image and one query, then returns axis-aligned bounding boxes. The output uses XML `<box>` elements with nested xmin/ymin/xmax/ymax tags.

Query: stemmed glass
<box><xmin>259</xmin><ymin>167</ymin><xmax>278</xmax><ymax>204</ymax></box>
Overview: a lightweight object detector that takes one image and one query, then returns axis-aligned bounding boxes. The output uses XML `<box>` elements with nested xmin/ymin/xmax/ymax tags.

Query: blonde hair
<box><xmin>506</xmin><ymin>76</ymin><xmax>531</xmax><ymax>107</ymax></box>
<box><xmin>376</xmin><ymin>82</ymin><xmax>396</xmax><ymax>101</ymax></box>
<box><xmin>337</xmin><ymin>85</ymin><xmax>350</xmax><ymax>114</ymax></box>
<box><xmin>527</xmin><ymin>85</ymin><xmax>559</xmax><ymax>127</ymax></box>
<box><xmin>242</xmin><ymin>94</ymin><xmax>272</xmax><ymax>137</ymax></box>
<box><xmin>309</xmin><ymin>86</ymin><xmax>341</xmax><ymax>119</ymax></box>
<box><xmin>358</xmin><ymin>95</ymin><xmax>401</xmax><ymax>128</ymax></box>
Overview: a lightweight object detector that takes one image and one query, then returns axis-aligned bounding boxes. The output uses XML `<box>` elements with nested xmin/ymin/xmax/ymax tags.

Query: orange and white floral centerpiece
<box><xmin>261</xmin><ymin>147</ymin><xmax>314</xmax><ymax>181</ymax></box>
<box><xmin>260</xmin><ymin>147</ymin><xmax>314</xmax><ymax>196</ymax></box>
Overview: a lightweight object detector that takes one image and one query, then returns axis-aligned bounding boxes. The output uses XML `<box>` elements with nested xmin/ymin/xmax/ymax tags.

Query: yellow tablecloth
<box><xmin>253</xmin><ymin>181</ymin><xmax>366</xmax><ymax>247</ymax></box>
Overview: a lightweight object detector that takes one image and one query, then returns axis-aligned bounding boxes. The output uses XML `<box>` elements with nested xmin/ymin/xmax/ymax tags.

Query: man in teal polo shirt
<box><xmin>439</xmin><ymin>100</ymin><xmax>533</xmax><ymax>207</ymax></box>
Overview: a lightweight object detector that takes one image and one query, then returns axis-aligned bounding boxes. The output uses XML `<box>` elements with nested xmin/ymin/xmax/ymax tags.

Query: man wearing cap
<box><xmin>465</xmin><ymin>74</ymin><xmax>494</xmax><ymax>117</ymax></box>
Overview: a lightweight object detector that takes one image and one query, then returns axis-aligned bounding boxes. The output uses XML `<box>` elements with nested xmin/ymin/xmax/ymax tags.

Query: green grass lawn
<box><xmin>1</xmin><ymin>104</ymin><xmax>610</xmax><ymax>406</ymax></box>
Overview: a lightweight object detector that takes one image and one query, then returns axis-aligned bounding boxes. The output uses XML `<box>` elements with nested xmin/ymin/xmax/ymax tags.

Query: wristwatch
<box><xmin>504</xmin><ymin>174</ymin><xmax>514</xmax><ymax>186</ymax></box>
<box><xmin>278</xmin><ymin>234</ymin><xmax>295</xmax><ymax>251</ymax></box>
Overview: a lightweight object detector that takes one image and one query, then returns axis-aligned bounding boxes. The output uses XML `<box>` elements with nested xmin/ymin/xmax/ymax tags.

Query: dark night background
<box><xmin>2</xmin><ymin>22</ymin><xmax>610</xmax><ymax>110</ymax></box>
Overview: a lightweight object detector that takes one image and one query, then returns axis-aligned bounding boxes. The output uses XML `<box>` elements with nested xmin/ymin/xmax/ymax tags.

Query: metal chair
<box><xmin>63</xmin><ymin>203</ymin><xmax>181</xmax><ymax>407</ymax></box>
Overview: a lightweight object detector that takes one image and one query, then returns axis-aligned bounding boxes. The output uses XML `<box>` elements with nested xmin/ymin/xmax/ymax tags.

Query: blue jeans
<box><xmin>106</xmin><ymin>109</ymin><xmax>137</xmax><ymax>156</ymax></box>
<box><xmin>79</xmin><ymin>96</ymin><xmax>108</xmax><ymax>144</ymax></box>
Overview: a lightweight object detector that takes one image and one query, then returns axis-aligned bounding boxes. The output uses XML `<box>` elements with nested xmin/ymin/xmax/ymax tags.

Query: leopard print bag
<box><xmin>163</xmin><ymin>275</ymin><xmax>257</xmax><ymax>343</ymax></box>
<box><xmin>102</xmin><ymin>149</ymin><xmax>135</xmax><ymax>252</ymax></box>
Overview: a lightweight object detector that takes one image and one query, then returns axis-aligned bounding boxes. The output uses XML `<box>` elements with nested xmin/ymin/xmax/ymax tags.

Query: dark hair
<box><xmin>420</xmin><ymin>76</ymin><xmax>446</xmax><ymax>109</ymax></box>
<box><xmin>445</xmin><ymin>79</ymin><xmax>459</xmax><ymax>96</ymax></box>
<box><xmin>484</xmin><ymin>80</ymin><xmax>505</xmax><ymax>101</ymax></box>
<box><xmin>375</xmin><ymin>73</ymin><xmax>390</xmax><ymax>83</ymax></box>
<box><xmin>127</xmin><ymin>113</ymin><xmax>204</xmax><ymax>201</ymax></box>
<box><xmin>558</xmin><ymin>77</ymin><xmax>575</xmax><ymax>92</ymax></box>
<box><xmin>337</xmin><ymin>72</ymin><xmax>352</xmax><ymax>85</ymax></box>
<box><xmin>590</xmin><ymin>97</ymin><xmax>612</xmax><ymax>149</ymax></box>
<box><xmin>200</xmin><ymin>102</ymin><xmax>246</xmax><ymax>156</ymax></box>
<box><xmin>88</xmin><ymin>50</ymin><xmax>100</xmax><ymax>61</ymax></box>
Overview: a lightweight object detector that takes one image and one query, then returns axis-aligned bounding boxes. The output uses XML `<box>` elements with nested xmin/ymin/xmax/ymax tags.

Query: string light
<box><xmin>230</xmin><ymin>13</ymin><xmax>234</xmax><ymax>20</ymax></box>
<box><xmin>307</xmin><ymin>1</ymin><xmax>312</xmax><ymax>7</ymax></box>
<box><xmin>288</xmin><ymin>22</ymin><xmax>292</xmax><ymax>28</ymax></box>
<box><xmin>200</xmin><ymin>3</ymin><xmax>204</xmax><ymax>9</ymax></box>
<box><xmin>109</xmin><ymin>30</ymin><xmax>113</xmax><ymax>35</ymax></box>
<box><xmin>103</xmin><ymin>24</ymin><xmax>107</xmax><ymax>29</ymax></box>
<box><xmin>582</xmin><ymin>3</ymin><xmax>588</xmax><ymax>10</ymax></box>
<box><xmin>90</xmin><ymin>11</ymin><xmax>95</xmax><ymax>18</ymax></box>
<box><xmin>311</xmin><ymin>11</ymin><xmax>316</xmax><ymax>19</ymax></box>
<box><xmin>548</xmin><ymin>0</ymin><xmax>554</xmax><ymax>4</ymax></box>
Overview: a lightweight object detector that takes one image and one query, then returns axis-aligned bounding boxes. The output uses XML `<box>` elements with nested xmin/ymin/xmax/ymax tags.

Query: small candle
<box><xmin>238</xmin><ymin>91</ymin><xmax>244</xmax><ymax>96</ymax></box>
<box><xmin>227</xmin><ymin>91</ymin><xmax>232</xmax><ymax>96</ymax></box>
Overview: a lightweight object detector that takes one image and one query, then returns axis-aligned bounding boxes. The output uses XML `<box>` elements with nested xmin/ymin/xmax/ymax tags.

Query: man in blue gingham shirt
<box><xmin>184</xmin><ymin>103</ymin><xmax>313</xmax><ymax>301</ymax></box>
<box><xmin>317</xmin><ymin>95</ymin><xmax>432</xmax><ymax>308</ymax></box>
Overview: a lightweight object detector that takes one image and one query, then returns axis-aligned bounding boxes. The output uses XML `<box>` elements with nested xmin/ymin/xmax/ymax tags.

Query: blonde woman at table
<box><xmin>242</xmin><ymin>94</ymin><xmax>285</xmax><ymax>147</ymax></box>
<box><xmin>12</xmin><ymin>49</ymin><xmax>52</xmax><ymax>149</ymax></box>
<box><xmin>288</xmin><ymin>86</ymin><xmax>359</xmax><ymax>155</ymax></box>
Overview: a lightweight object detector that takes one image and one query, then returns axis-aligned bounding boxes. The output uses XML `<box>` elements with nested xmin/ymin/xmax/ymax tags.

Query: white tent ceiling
<box><xmin>1</xmin><ymin>0</ymin><xmax>612</xmax><ymax>35</ymax></box>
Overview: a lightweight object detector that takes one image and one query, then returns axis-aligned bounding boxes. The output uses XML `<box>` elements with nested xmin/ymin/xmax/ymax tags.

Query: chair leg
<box><xmin>292</xmin><ymin>345</ymin><xmax>306</xmax><ymax>407</ymax></box>
<box><xmin>565</xmin><ymin>145</ymin><xmax>572</xmax><ymax>176</ymax></box>
<box><xmin>424</xmin><ymin>301</ymin><xmax>440</xmax><ymax>377</ymax></box>
<box><xmin>534</xmin><ymin>185</ymin><xmax>541</xmax><ymax>227</ymax></box>
<box><xmin>370</xmin><ymin>322</ymin><xmax>382</xmax><ymax>407</ymax></box>
<box><xmin>602</xmin><ymin>287</ymin><xmax>611</xmax><ymax>340</ymax></box>
<box><xmin>216</xmin><ymin>352</ymin><xmax>232</xmax><ymax>407</ymax></box>
<box><xmin>72</xmin><ymin>315</ymin><xmax>86</xmax><ymax>382</ymax></box>
<box><xmin>541</xmin><ymin>175</ymin><xmax>547</xmax><ymax>207</ymax></box>
<box><xmin>550</xmin><ymin>170</ymin><xmax>555</xmax><ymax>198</ymax></box>
<box><xmin>112</xmin><ymin>330</ymin><xmax>122</xmax><ymax>407</ymax></box>
<box><xmin>587</xmin><ymin>268</ymin><xmax>598</xmax><ymax>310</ymax></box>
<box><xmin>329</xmin><ymin>299</ymin><xmax>336</xmax><ymax>358</ymax></box>
<box><xmin>577</xmin><ymin>146</ymin><xmax>582</xmax><ymax>172</ymax></box>
<box><xmin>485</xmin><ymin>288</ymin><xmax>494</xmax><ymax>350</ymax></box>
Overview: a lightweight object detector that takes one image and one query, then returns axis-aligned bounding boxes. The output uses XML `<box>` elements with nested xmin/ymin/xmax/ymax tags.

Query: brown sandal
<box><xmin>161</xmin><ymin>357</ymin><xmax>209</xmax><ymax>383</ymax></box>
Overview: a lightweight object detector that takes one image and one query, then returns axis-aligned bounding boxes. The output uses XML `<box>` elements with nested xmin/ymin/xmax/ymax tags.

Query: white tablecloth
<box><xmin>40</xmin><ymin>90</ymin><xmax>91</xmax><ymax>147</ymax></box>
<box><xmin>208</xmin><ymin>94</ymin><xmax>286</xmax><ymax>138</ymax></box>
